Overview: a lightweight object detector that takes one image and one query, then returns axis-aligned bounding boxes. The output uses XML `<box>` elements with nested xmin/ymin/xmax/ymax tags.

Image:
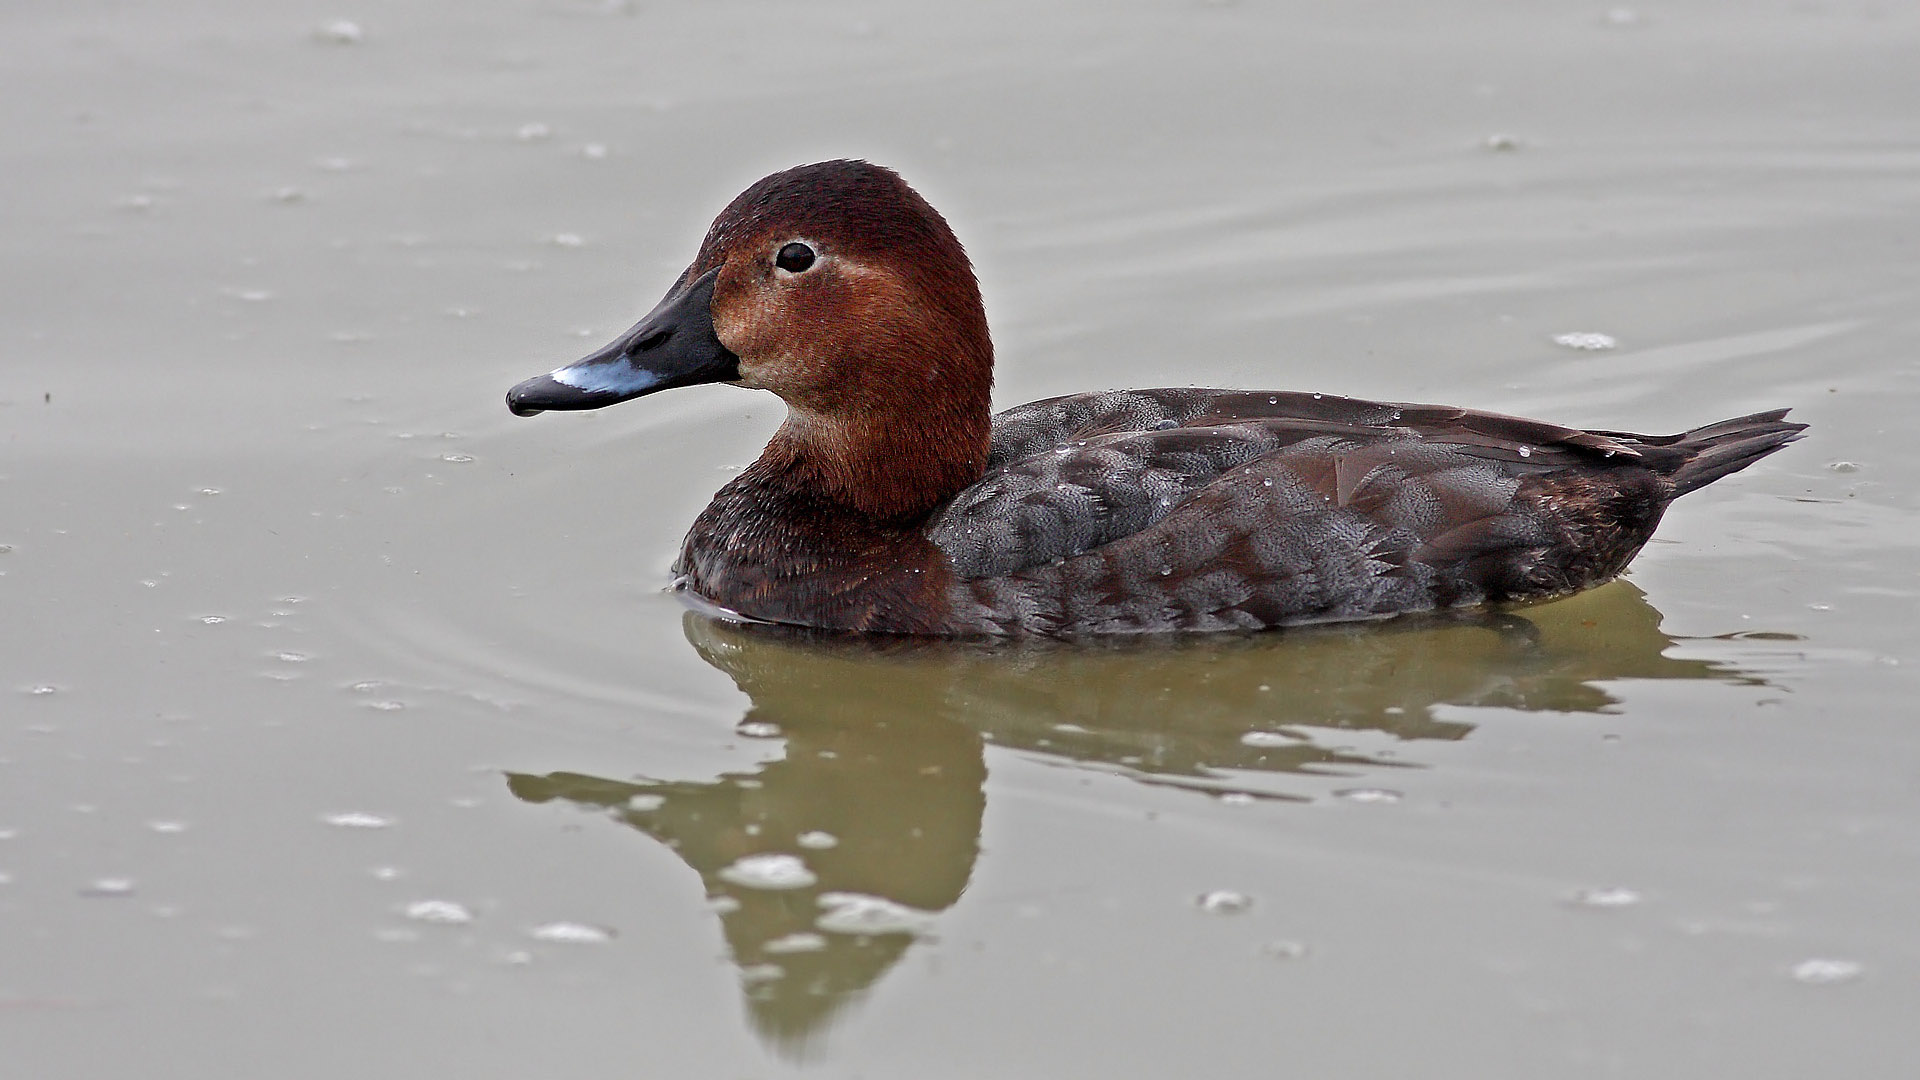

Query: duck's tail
<box><xmin>1664</xmin><ymin>409</ymin><xmax>1808</xmax><ymax>497</ymax></box>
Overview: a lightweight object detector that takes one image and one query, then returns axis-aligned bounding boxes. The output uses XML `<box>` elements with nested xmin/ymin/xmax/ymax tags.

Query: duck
<box><xmin>507</xmin><ymin>159</ymin><xmax>1805</xmax><ymax>637</ymax></box>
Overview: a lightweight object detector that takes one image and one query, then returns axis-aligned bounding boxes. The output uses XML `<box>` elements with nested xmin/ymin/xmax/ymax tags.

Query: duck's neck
<box><xmin>755</xmin><ymin>390</ymin><xmax>991</xmax><ymax>522</ymax></box>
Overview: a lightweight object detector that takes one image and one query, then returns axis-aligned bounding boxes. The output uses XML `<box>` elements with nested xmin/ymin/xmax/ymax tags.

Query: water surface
<box><xmin>5</xmin><ymin>1</ymin><xmax>1917</xmax><ymax>1076</ymax></box>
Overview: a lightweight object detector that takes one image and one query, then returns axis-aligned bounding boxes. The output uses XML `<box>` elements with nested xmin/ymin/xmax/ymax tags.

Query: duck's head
<box><xmin>508</xmin><ymin>160</ymin><xmax>994</xmax><ymax>517</ymax></box>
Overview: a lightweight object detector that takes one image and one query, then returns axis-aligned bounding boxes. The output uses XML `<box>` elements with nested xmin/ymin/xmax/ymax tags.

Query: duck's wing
<box><xmin>928</xmin><ymin>388</ymin><xmax>1640</xmax><ymax>582</ymax></box>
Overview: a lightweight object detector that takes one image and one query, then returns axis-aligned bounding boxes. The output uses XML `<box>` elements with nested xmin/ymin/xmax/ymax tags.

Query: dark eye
<box><xmin>775</xmin><ymin>242</ymin><xmax>816</xmax><ymax>273</ymax></box>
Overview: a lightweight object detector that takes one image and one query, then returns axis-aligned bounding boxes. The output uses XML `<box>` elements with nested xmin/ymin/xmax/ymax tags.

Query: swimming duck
<box><xmin>507</xmin><ymin>160</ymin><xmax>1804</xmax><ymax>637</ymax></box>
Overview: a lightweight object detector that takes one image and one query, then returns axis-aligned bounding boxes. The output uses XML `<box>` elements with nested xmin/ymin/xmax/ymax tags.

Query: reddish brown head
<box><xmin>508</xmin><ymin>160</ymin><xmax>995</xmax><ymax>522</ymax></box>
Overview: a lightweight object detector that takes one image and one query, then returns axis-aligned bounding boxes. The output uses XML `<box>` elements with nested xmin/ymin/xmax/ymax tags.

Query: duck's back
<box><xmin>926</xmin><ymin>389</ymin><xmax>1803</xmax><ymax>636</ymax></box>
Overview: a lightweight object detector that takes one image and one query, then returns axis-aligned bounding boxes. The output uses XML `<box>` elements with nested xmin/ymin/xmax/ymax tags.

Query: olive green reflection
<box><xmin>505</xmin><ymin>580</ymin><xmax>1768</xmax><ymax>1056</ymax></box>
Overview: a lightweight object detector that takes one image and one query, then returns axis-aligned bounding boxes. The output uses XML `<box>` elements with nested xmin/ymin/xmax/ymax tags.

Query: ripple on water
<box><xmin>718</xmin><ymin>854</ymin><xmax>817</xmax><ymax>890</ymax></box>
<box><xmin>815</xmin><ymin>893</ymin><xmax>936</xmax><ymax>936</ymax></box>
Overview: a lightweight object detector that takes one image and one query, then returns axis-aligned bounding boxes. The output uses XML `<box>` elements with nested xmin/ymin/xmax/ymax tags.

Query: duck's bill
<box><xmin>506</xmin><ymin>267</ymin><xmax>739</xmax><ymax>416</ymax></box>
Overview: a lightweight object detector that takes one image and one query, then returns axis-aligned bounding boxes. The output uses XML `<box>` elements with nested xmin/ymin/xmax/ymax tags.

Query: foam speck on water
<box><xmin>1197</xmin><ymin>890</ymin><xmax>1253</xmax><ymax>914</ymax></box>
<box><xmin>321</xmin><ymin>811</ymin><xmax>394</xmax><ymax>829</ymax></box>
<box><xmin>718</xmin><ymin>853</ymin><xmax>817</xmax><ymax>890</ymax></box>
<box><xmin>764</xmin><ymin>932</ymin><xmax>828</xmax><ymax>954</ymax></box>
<box><xmin>81</xmin><ymin>877</ymin><xmax>137</xmax><ymax>898</ymax></box>
<box><xmin>315</xmin><ymin>20</ymin><xmax>364</xmax><ymax>44</ymax></box>
<box><xmin>815</xmin><ymin>892</ymin><xmax>936</xmax><ymax>936</ymax></box>
<box><xmin>1568</xmin><ymin>886</ymin><xmax>1643</xmax><ymax>908</ymax></box>
<box><xmin>736</xmin><ymin>721</ymin><xmax>782</xmax><ymax>738</ymax></box>
<box><xmin>1239</xmin><ymin>730</ymin><xmax>1294</xmax><ymax>748</ymax></box>
<box><xmin>403</xmin><ymin>899</ymin><xmax>473</xmax><ymax>925</ymax></box>
<box><xmin>1333</xmin><ymin>788</ymin><xmax>1402</xmax><ymax>804</ymax></box>
<box><xmin>1790</xmin><ymin>958</ymin><xmax>1863</xmax><ymax>985</ymax></box>
<box><xmin>796</xmin><ymin>830</ymin><xmax>838</xmax><ymax>849</ymax></box>
<box><xmin>1552</xmin><ymin>331</ymin><xmax>1617</xmax><ymax>351</ymax></box>
<box><xmin>625</xmin><ymin>793</ymin><xmax>666</xmax><ymax>811</ymax></box>
<box><xmin>529</xmin><ymin>921</ymin><xmax>614</xmax><ymax>944</ymax></box>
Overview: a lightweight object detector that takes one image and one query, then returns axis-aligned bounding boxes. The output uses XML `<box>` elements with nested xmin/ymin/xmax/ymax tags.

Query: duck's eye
<box><xmin>775</xmin><ymin>242</ymin><xmax>816</xmax><ymax>274</ymax></box>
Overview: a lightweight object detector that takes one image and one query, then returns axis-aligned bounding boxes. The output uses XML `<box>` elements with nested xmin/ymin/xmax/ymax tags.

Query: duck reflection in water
<box><xmin>505</xmin><ymin>580</ymin><xmax>1774</xmax><ymax>1055</ymax></box>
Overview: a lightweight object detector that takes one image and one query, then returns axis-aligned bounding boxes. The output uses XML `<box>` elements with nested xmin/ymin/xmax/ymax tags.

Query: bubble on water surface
<box><xmin>1827</xmin><ymin>461</ymin><xmax>1860</xmax><ymax>473</ymax></box>
<box><xmin>796</xmin><ymin>830</ymin><xmax>839</xmax><ymax>850</ymax></box>
<box><xmin>1218</xmin><ymin>792</ymin><xmax>1256</xmax><ymax>806</ymax></box>
<box><xmin>199</xmin><ymin>615</ymin><xmax>227</xmax><ymax>624</ymax></box>
<box><xmin>1333</xmin><ymin>787</ymin><xmax>1402</xmax><ymax>804</ymax></box>
<box><xmin>529</xmin><ymin>921</ymin><xmax>614</xmax><ymax>944</ymax></box>
<box><xmin>739</xmin><ymin>963</ymin><xmax>785</xmax><ymax>985</ymax></box>
<box><xmin>1196</xmin><ymin>890</ymin><xmax>1253</xmax><ymax>915</ymax></box>
<box><xmin>1332</xmin><ymin>787</ymin><xmax>1402</xmax><ymax>804</ymax></box>
<box><xmin>718</xmin><ymin>854</ymin><xmax>816</xmax><ymax>890</ymax></box>
<box><xmin>1259</xmin><ymin>940</ymin><xmax>1309</xmax><ymax>960</ymax></box>
<box><xmin>1790</xmin><ymin>958</ymin><xmax>1862</xmax><ymax>984</ymax></box>
<box><xmin>361</xmin><ymin>699</ymin><xmax>405</xmax><ymax>711</ymax></box>
<box><xmin>549</xmin><ymin>233</ymin><xmax>584</xmax><ymax>248</ymax></box>
<box><xmin>1552</xmin><ymin>331</ymin><xmax>1617</xmax><ymax>351</ymax></box>
<box><xmin>26</xmin><ymin>684</ymin><xmax>60</xmax><ymax>696</ymax></box>
<box><xmin>816</xmin><ymin>893</ymin><xmax>936</xmax><ymax>936</ymax></box>
<box><xmin>403</xmin><ymin>899</ymin><xmax>473</xmax><ymax>925</ymax></box>
<box><xmin>314</xmin><ymin>20</ymin><xmax>364</xmax><ymax>44</ymax></box>
<box><xmin>147</xmin><ymin>820</ymin><xmax>188</xmax><ymax>835</ymax></box>
<box><xmin>1568</xmin><ymin>886</ymin><xmax>1642</xmax><ymax>908</ymax></box>
<box><xmin>625</xmin><ymin>794</ymin><xmax>665</xmax><ymax>812</ymax></box>
<box><xmin>1239</xmin><ymin>730</ymin><xmax>1294</xmax><ymax>748</ymax></box>
<box><xmin>764</xmin><ymin>932</ymin><xmax>828</xmax><ymax>954</ymax></box>
<box><xmin>321</xmin><ymin>811</ymin><xmax>394</xmax><ymax>829</ymax></box>
<box><xmin>736</xmin><ymin>721</ymin><xmax>782</xmax><ymax>739</ymax></box>
<box><xmin>273</xmin><ymin>651</ymin><xmax>311</xmax><ymax>663</ymax></box>
<box><xmin>81</xmin><ymin>877</ymin><xmax>137</xmax><ymax>898</ymax></box>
